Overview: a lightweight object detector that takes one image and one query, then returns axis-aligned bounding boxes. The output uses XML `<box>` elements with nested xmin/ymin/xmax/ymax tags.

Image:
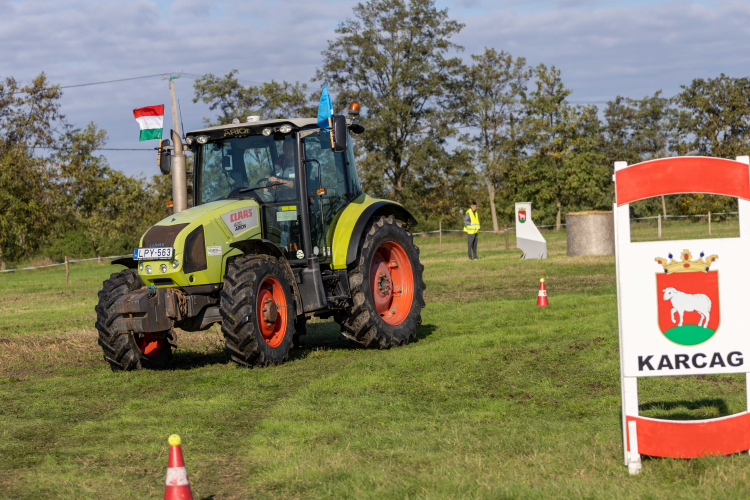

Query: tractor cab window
<box><xmin>345</xmin><ymin>138</ymin><xmax>361</xmax><ymax>196</ymax></box>
<box><xmin>302</xmin><ymin>132</ymin><xmax>349</xmax><ymax>258</ymax></box>
<box><xmin>196</xmin><ymin>134</ymin><xmax>297</xmax><ymax>204</ymax></box>
<box><xmin>195</xmin><ymin>133</ymin><xmax>303</xmax><ymax>262</ymax></box>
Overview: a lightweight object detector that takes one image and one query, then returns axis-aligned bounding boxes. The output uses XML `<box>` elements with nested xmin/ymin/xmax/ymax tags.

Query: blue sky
<box><xmin>1</xmin><ymin>0</ymin><xmax>748</xmax><ymax>177</ymax></box>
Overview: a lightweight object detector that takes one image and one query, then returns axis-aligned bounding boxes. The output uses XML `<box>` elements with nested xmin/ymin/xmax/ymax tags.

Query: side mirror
<box><xmin>159</xmin><ymin>139</ymin><xmax>171</xmax><ymax>175</ymax></box>
<box><xmin>331</xmin><ymin>115</ymin><xmax>347</xmax><ymax>153</ymax></box>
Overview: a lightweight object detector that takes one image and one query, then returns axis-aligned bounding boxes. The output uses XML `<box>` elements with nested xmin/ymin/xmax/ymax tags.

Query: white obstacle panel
<box><xmin>514</xmin><ymin>202</ymin><xmax>547</xmax><ymax>260</ymax></box>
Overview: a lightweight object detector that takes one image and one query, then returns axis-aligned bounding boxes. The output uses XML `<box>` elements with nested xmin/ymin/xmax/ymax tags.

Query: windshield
<box><xmin>195</xmin><ymin>134</ymin><xmax>297</xmax><ymax>204</ymax></box>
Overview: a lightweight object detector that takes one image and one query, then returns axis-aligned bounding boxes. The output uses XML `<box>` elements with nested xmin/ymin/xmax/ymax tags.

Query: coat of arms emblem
<box><xmin>655</xmin><ymin>249</ymin><xmax>719</xmax><ymax>346</ymax></box>
<box><xmin>518</xmin><ymin>209</ymin><xmax>526</xmax><ymax>223</ymax></box>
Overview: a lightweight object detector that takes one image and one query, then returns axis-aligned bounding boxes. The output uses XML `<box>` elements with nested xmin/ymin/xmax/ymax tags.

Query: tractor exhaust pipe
<box><xmin>171</xmin><ymin>129</ymin><xmax>188</xmax><ymax>213</ymax></box>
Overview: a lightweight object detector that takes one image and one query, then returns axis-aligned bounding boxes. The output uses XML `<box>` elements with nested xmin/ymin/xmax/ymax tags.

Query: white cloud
<box><xmin>453</xmin><ymin>1</ymin><xmax>750</xmax><ymax>102</ymax></box>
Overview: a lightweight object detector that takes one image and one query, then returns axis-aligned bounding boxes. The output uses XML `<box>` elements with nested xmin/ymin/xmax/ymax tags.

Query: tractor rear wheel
<box><xmin>335</xmin><ymin>215</ymin><xmax>426</xmax><ymax>348</ymax></box>
<box><xmin>95</xmin><ymin>269</ymin><xmax>173</xmax><ymax>371</ymax></box>
<box><xmin>220</xmin><ymin>255</ymin><xmax>295</xmax><ymax>367</ymax></box>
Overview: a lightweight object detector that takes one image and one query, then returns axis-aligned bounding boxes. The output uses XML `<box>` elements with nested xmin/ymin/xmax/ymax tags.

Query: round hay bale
<box><xmin>566</xmin><ymin>211</ymin><xmax>614</xmax><ymax>256</ymax></box>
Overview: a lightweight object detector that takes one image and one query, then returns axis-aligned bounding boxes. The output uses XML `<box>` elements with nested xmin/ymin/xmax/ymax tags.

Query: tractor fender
<box><xmin>338</xmin><ymin>199</ymin><xmax>418</xmax><ymax>269</ymax></box>
<box><xmin>229</xmin><ymin>239</ymin><xmax>303</xmax><ymax>316</ymax></box>
<box><xmin>111</xmin><ymin>257</ymin><xmax>137</xmax><ymax>269</ymax></box>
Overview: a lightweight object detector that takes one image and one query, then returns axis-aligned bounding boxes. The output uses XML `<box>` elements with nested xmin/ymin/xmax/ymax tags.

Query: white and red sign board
<box><xmin>514</xmin><ymin>202</ymin><xmax>547</xmax><ymax>259</ymax></box>
<box><xmin>221</xmin><ymin>206</ymin><xmax>258</xmax><ymax>235</ymax></box>
<box><xmin>614</xmin><ymin>155</ymin><xmax>750</xmax><ymax>474</ymax></box>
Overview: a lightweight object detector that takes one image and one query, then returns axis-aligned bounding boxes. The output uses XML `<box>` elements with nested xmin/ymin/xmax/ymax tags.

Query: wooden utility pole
<box><xmin>708</xmin><ymin>211</ymin><xmax>712</xmax><ymax>235</ymax></box>
<box><xmin>658</xmin><ymin>214</ymin><xmax>662</xmax><ymax>239</ymax></box>
<box><xmin>438</xmin><ymin>220</ymin><xmax>442</xmax><ymax>253</ymax></box>
<box><xmin>167</xmin><ymin>75</ymin><xmax>181</xmax><ymax>141</ymax></box>
<box><xmin>163</xmin><ymin>73</ymin><xmax>188</xmax><ymax>214</ymax></box>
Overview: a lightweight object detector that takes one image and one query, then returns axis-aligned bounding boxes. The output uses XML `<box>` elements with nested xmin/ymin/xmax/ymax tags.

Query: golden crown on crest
<box><xmin>655</xmin><ymin>249</ymin><xmax>718</xmax><ymax>274</ymax></box>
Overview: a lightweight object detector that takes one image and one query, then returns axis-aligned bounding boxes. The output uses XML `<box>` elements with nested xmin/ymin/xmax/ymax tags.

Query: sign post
<box><xmin>614</xmin><ymin>155</ymin><xmax>750</xmax><ymax>474</ymax></box>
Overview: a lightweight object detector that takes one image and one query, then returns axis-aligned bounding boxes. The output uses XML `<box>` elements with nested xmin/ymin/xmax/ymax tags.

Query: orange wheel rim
<box><xmin>136</xmin><ymin>332</ymin><xmax>164</xmax><ymax>358</ymax></box>
<box><xmin>369</xmin><ymin>241</ymin><xmax>414</xmax><ymax>325</ymax></box>
<box><xmin>256</xmin><ymin>277</ymin><xmax>288</xmax><ymax>348</ymax></box>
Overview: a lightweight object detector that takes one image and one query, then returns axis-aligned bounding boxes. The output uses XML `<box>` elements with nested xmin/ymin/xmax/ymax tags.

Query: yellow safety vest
<box><xmin>464</xmin><ymin>209</ymin><xmax>480</xmax><ymax>234</ymax></box>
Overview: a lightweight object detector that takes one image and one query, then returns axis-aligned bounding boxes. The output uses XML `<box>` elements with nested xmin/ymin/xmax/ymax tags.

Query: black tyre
<box><xmin>335</xmin><ymin>215</ymin><xmax>426</xmax><ymax>348</ymax></box>
<box><xmin>95</xmin><ymin>269</ymin><xmax>173</xmax><ymax>371</ymax></box>
<box><xmin>220</xmin><ymin>255</ymin><xmax>295</xmax><ymax>367</ymax></box>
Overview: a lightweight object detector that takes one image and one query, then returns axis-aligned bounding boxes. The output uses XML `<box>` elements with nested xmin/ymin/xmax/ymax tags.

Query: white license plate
<box><xmin>134</xmin><ymin>247</ymin><xmax>174</xmax><ymax>260</ymax></box>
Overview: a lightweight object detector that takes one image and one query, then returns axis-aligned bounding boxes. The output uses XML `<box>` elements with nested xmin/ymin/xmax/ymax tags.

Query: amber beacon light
<box><xmin>347</xmin><ymin>101</ymin><xmax>360</xmax><ymax>116</ymax></box>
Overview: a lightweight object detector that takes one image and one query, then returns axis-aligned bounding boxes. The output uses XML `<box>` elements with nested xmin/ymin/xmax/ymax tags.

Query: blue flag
<box><xmin>317</xmin><ymin>84</ymin><xmax>334</xmax><ymax>129</ymax></box>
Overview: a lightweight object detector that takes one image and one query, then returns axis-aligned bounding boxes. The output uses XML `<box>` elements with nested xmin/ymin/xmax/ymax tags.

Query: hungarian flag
<box><xmin>133</xmin><ymin>105</ymin><xmax>164</xmax><ymax>141</ymax></box>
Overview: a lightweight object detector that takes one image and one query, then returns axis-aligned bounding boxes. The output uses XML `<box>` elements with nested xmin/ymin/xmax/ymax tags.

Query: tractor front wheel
<box><xmin>220</xmin><ymin>255</ymin><xmax>295</xmax><ymax>367</ymax></box>
<box><xmin>335</xmin><ymin>215</ymin><xmax>426</xmax><ymax>348</ymax></box>
<box><xmin>95</xmin><ymin>269</ymin><xmax>173</xmax><ymax>371</ymax></box>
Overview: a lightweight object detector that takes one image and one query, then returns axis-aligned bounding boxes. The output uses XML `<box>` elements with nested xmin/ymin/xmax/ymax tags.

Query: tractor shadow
<box><xmin>169</xmin><ymin>348</ymin><xmax>229</xmax><ymax>370</ymax></box>
<box><xmin>167</xmin><ymin>321</ymin><xmax>437</xmax><ymax>369</ymax></box>
<box><xmin>288</xmin><ymin>320</ymin><xmax>437</xmax><ymax>362</ymax></box>
<box><xmin>638</xmin><ymin>398</ymin><xmax>730</xmax><ymax>420</ymax></box>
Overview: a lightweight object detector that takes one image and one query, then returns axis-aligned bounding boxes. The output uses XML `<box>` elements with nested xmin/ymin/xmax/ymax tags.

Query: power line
<box><xmin>53</xmin><ymin>71</ymin><xmax>313</xmax><ymax>92</ymax></box>
<box><xmin>180</xmin><ymin>72</ymin><xmax>318</xmax><ymax>94</ymax></box>
<box><xmin>17</xmin><ymin>69</ymin><xmax>660</xmax><ymax>104</ymax></box>
<box><xmin>34</xmin><ymin>146</ymin><xmax>155</xmax><ymax>151</ymax></box>
<box><xmin>59</xmin><ymin>73</ymin><xmax>176</xmax><ymax>89</ymax></box>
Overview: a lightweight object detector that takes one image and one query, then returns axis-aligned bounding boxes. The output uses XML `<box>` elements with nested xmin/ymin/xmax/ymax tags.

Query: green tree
<box><xmin>523</xmin><ymin>65</ymin><xmax>611</xmax><ymax>229</ymax></box>
<box><xmin>455</xmin><ymin>48</ymin><xmax>529</xmax><ymax>231</ymax></box>
<box><xmin>0</xmin><ymin>148</ymin><xmax>56</xmax><ymax>269</ymax></box>
<box><xmin>56</xmin><ymin>124</ymin><xmax>163</xmax><ymax>260</ymax></box>
<box><xmin>193</xmin><ymin>71</ymin><xmax>315</xmax><ymax>125</ymax></box>
<box><xmin>0</xmin><ymin>73</ymin><xmax>63</xmax><ymax>268</ymax></box>
<box><xmin>404</xmin><ymin>142</ymin><xmax>476</xmax><ymax>228</ymax></box>
<box><xmin>315</xmin><ymin>0</ymin><xmax>464</xmax><ymax>203</ymax></box>
<box><xmin>56</xmin><ymin>123</ymin><xmax>111</xmax><ymax>260</ymax></box>
<box><xmin>670</xmin><ymin>74</ymin><xmax>750</xmax><ymax>158</ymax></box>
<box><xmin>669</xmin><ymin>76</ymin><xmax>750</xmax><ymax>217</ymax></box>
<box><xmin>603</xmin><ymin>92</ymin><xmax>671</xmax><ymax>217</ymax></box>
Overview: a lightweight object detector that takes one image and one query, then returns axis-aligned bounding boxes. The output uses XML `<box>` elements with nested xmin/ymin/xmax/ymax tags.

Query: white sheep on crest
<box><xmin>662</xmin><ymin>287</ymin><xmax>712</xmax><ymax>328</ymax></box>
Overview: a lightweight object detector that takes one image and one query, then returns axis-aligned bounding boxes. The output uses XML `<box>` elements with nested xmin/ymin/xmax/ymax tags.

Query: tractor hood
<box><xmin>137</xmin><ymin>199</ymin><xmax>262</xmax><ymax>288</ymax></box>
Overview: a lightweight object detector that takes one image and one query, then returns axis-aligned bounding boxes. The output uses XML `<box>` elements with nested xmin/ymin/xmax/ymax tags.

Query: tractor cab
<box><xmin>184</xmin><ymin>117</ymin><xmax>362</xmax><ymax>266</ymax></box>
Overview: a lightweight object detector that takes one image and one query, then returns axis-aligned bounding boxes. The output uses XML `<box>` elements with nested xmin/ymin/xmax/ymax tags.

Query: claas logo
<box><xmin>230</xmin><ymin>208</ymin><xmax>254</xmax><ymax>223</ymax></box>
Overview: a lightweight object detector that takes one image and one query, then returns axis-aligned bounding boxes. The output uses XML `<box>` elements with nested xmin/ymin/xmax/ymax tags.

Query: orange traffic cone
<box><xmin>164</xmin><ymin>435</ymin><xmax>193</xmax><ymax>500</ymax></box>
<box><xmin>537</xmin><ymin>278</ymin><xmax>548</xmax><ymax>307</ymax></box>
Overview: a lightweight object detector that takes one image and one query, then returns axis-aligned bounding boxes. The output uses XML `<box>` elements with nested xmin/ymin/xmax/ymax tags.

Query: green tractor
<box><xmin>95</xmin><ymin>105</ymin><xmax>425</xmax><ymax>370</ymax></box>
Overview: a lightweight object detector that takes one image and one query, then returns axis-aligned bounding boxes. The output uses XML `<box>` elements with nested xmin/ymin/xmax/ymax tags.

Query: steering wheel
<box><xmin>224</xmin><ymin>185</ymin><xmax>275</xmax><ymax>203</ymax></box>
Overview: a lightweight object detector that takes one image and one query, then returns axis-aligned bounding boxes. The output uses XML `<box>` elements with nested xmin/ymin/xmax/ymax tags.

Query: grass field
<box><xmin>1</xmin><ymin>221</ymin><xmax>749</xmax><ymax>499</ymax></box>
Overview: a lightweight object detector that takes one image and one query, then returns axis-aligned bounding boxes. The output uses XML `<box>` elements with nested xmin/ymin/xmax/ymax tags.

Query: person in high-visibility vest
<box><xmin>463</xmin><ymin>201</ymin><xmax>480</xmax><ymax>260</ymax></box>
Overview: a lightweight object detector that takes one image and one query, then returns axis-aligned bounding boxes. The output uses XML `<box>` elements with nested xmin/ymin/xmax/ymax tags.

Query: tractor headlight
<box><xmin>139</xmin><ymin>262</ymin><xmax>144</xmax><ymax>271</ymax></box>
<box><xmin>185</xmin><ymin>136</ymin><xmax>194</xmax><ymax>145</ymax></box>
<box><xmin>160</xmin><ymin>264</ymin><xmax>168</xmax><ymax>273</ymax></box>
<box><xmin>172</xmin><ymin>259</ymin><xmax>180</xmax><ymax>269</ymax></box>
<box><xmin>232</xmin><ymin>117</ymin><xmax>240</xmax><ymax>124</ymax></box>
<box><xmin>279</xmin><ymin>124</ymin><xmax>292</xmax><ymax>134</ymax></box>
<box><xmin>196</xmin><ymin>135</ymin><xmax>208</xmax><ymax>144</ymax></box>
<box><xmin>262</xmin><ymin>128</ymin><xmax>272</xmax><ymax>136</ymax></box>
<box><xmin>145</xmin><ymin>265</ymin><xmax>152</xmax><ymax>274</ymax></box>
